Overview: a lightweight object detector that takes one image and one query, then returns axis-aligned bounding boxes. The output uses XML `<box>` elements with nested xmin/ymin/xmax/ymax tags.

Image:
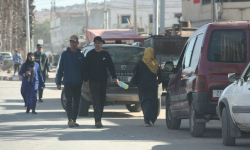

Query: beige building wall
<box><xmin>182</xmin><ymin>1</ymin><xmax>250</xmax><ymax>22</ymax></box>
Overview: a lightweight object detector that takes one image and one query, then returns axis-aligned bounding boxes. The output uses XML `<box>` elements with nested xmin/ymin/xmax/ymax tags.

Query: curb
<box><xmin>0</xmin><ymin>76</ymin><xmax>22</xmax><ymax>81</ymax></box>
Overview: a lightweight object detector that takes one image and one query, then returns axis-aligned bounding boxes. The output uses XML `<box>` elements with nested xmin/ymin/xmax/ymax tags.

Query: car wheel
<box><xmin>222</xmin><ymin>107</ymin><xmax>235</xmax><ymax>146</ymax></box>
<box><xmin>126</xmin><ymin>104</ymin><xmax>141</xmax><ymax>112</ymax></box>
<box><xmin>78</xmin><ymin>96</ymin><xmax>90</xmax><ymax>116</ymax></box>
<box><xmin>189</xmin><ymin>102</ymin><xmax>205</xmax><ymax>137</ymax></box>
<box><xmin>165</xmin><ymin>95</ymin><xmax>181</xmax><ymax>129</ymax></box>
<box><xmin>61</xmin><ymin>88</ymin><xmax>66</xmax><ymax>111</ymax></box>
<box><xmin>157</xmin><ymin>97</ymin><xmax>161</xmax><ymax>117</ymax></box>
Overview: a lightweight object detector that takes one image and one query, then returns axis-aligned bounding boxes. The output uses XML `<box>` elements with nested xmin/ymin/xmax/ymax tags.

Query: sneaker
<box><xmin>39</xmin><ymin>99</ymin><xmax>43</xmax><ymax>102</ymax></box>
<box><xmin>68</xmin><ymin>119</ymin><xmax>74</xmax><ymax>128</ymax></box>
<box><xmin>95</xmin><ymin>121</ymin><xmax>103</xmax><ymax>128</ymax></box>
<box><xmin>73</xmin><ymin>122</ymin><xmax>80</xmax><ymax>127</ymax></box>
<box><xmin>144</xmin><ymin>123</ymin><xmax>152</xmax><ymax>127</ymax></box>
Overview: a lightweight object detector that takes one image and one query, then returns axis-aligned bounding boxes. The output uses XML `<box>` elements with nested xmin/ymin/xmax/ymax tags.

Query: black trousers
<box><xmin>38</xmin><ymin>73</ymin><xmax>46</xmax><ymax>100</ymax></box>
<box><xmin>89</xmin><ymin>80</ymin><xmax>107</xmax><ymax>122</ymax></box>
<box><xmin>14</xmin><ymin>64</ymin><xmax>20</xmax><ymax>74</ymax></box>
<box><xmin>64</xmin><ymin>85</ymin><xmax>81</xmax><ymax>122</ymax></box>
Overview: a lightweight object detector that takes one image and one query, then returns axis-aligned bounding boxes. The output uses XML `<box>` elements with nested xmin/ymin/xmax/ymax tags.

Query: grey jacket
<box><xmin>34</xmin><ymin>51</ymin><xmax>50</xmax><ymax>75</ymax></box>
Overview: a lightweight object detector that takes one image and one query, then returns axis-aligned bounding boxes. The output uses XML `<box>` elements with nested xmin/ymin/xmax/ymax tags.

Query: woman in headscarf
<box><xmin>19</xmin><ymin>52</ymin><xmax>45</xmax><ymax>114</ymax></box>
<box><xmin>133</xmin><ymin>47</ymin><xmax>162</xmax><ymax>127</ymax></box>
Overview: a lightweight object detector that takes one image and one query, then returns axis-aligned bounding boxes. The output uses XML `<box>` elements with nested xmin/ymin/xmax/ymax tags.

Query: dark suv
<box><xmin>60</xmin><ymin>44</ymin><xmax>150</xmax><ymax>116</ymax></box>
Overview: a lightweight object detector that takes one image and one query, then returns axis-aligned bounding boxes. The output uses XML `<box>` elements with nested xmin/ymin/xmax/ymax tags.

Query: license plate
<box><xmin>212</xmin><ymin>90</ymin><xmax>223</xmax><ymax>97</ymax></box>
<box><xmin>112</xmin><ymin>76</ymin><xmax>132</xmax><ymax>82</ymax></box>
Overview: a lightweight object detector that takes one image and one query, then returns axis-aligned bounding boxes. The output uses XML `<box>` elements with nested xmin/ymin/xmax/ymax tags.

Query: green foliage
<box><xmin>34</xmin><ymin>19</ymin><xmax>51</xmax><ymax>45</ymax></box>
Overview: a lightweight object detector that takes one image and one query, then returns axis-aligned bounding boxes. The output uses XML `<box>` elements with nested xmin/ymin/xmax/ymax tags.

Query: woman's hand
<box><xmin>25</xmin><ymin>71</ymin><xmax>31</xmax><ymax>76</ymax></box>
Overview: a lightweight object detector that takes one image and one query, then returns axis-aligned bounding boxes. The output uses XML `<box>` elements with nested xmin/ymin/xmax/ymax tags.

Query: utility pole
<box><xmin>211</xmin><ymin>0</ymin><xmax>215</xmax><ymax>22</ymax></box>
<box><xmin>134</xmin><ymin>0</ymin><xmax>138</xmax><ymax>34</ymax></box>
<box><xmin>104</xmin><ymin>0</ymin><xmax>108</xmax><ymax>29</ymax></box>
<box><xmin>160</xmin><ymin>0</ymin><xmax>165</xmax><ymax>34</ymax></box>
<box><xmin>26</xmin><ymin>0</ymin><xmax>30</xmax><ymax>53</ymax></box>
<box><xmin>153</xmin><ymin>0</ymin><xmax>159</xmax><ymax>35</ymax></box>
<box><xmin>85</xmin><ymin>0</ymin><xmax>88</xmax><ymax>29</ymax></box>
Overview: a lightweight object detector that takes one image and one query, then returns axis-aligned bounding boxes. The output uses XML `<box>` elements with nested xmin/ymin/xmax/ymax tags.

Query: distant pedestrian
<box><xmin>13</xmin><ymin>50</ymin><xmax>23</xmax><ymax>76</ymax></box>
<box><xmin>57</xmin><ymin>35</ymin><xmax>85</xmax><ymax>128</ymax></box>
<box><xmin>133</xmin><ymin>47</ymin><xmax>162</xmax><ymax>127</ymax></box>
<box><xmin>34</xmin><ymin>44</ymin><xmax>50</xmax><ymax>102</ymax></box>
<box><xmin>19</xmin><ymin>52</ymin><xmax>45</xmax><ymax>114</ymax></box>
<box><xmin>84</xmin><ymin>36</ymin><xmax>118</xmax><ymax>128</ymax></box>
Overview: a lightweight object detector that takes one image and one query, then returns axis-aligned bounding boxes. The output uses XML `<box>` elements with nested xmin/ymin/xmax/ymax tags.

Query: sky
<box><xmin>34</xmin><ymin>0</ymin><xmax>109</xmax><ymax>11</ymax></box>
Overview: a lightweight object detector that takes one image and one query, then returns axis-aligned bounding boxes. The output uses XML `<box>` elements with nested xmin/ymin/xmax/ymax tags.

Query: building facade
<box><xmin>108</xmin><ymin>0</ymin><xmax>182</xmax><ymax>34</ymax></box>
<box><xmin>182</xmin><ymin>0</ymin><xmax>250</xmax><ymax>27</ymax></box>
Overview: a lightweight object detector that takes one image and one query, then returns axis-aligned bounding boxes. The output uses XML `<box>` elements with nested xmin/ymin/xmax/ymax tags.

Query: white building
<box><xmin>182</xmin><ymin>0</ymin><xmax>250</xmax><ymax>27</ymax></box>
<box><xmin>108</xmin><ymin>0</ymin><xmax>182</xmax><ymax>34</ymax></box>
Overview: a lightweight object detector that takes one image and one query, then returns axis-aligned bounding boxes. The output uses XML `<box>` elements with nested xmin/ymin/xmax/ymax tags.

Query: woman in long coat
<box><xmin>133</xmin><ymin>47</ymin><xmax>162</xmax><ymax>127</ymax></box>
<box><xmin>19</xmin><ymin>52</ymin><xmax>44</xmax><ymax>114</ymax></box>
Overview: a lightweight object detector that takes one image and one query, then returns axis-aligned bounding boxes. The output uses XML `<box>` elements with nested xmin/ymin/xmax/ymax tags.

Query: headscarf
<box><xmin>142</xmin><ymin>47</ymin><xmax>159</xmax><ymax>74</ymax></box>
<box><xmin>25</xmin><ymin>52</ymin><xmax>35</xmax><ymax>70</ymax></box>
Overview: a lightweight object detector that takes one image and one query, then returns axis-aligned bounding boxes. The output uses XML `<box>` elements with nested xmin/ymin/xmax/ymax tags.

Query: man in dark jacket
<box><xmin>34</xmin><ymin>44</ymin><xmax>50</xmax><ymax>102</ymax></box>
<box><xmin>57</xmin><ymin>35</ymin><xmax>84</xmax><ymax>128</ymax></box>
<box><xmin>84</xmin><ymin>36</ymin><xmax>118</xmax><ymax>128</ymax></box>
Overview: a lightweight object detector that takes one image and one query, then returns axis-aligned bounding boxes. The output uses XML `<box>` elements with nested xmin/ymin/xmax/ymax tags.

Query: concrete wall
<box><xmin>109</xmin><ymin>0</ymin><xmax>182</xmax><ymax>34</ymax></box>
<box><xmin>182</xmin><ymin>1</ymin><xmax>250</xmax><ymax>22</ymax></box>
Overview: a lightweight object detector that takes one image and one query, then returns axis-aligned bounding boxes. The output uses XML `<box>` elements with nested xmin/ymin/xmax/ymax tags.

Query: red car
<box><xmin>166</xmin><ymin>21</ymin><xmax>249</xmax><ymax>137</ymax></box>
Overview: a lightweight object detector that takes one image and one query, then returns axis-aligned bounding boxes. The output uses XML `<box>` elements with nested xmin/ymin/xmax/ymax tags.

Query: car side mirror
<box><xmin>228</xmin><ymin>73</ymin><xmax>237</xmax><ymax>82</ymax></box>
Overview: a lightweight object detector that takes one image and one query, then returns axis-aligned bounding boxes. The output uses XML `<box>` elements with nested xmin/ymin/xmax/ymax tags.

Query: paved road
<box><xmin>0</xmin><ymin>70</ymin><xmax>250</xmax><ymax>150</ymax></box>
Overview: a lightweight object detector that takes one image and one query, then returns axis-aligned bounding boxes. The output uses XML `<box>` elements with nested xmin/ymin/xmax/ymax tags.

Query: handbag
<box><xmin>129</xmin><ymin>70</ymin><xmax>139</xmax><ymax>86</ymax></box>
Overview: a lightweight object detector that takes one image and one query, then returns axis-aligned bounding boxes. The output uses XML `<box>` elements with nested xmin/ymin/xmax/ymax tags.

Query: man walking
<box><xmin>84</xmin><ymin>36</ymin><xmax>118</xmax><ymax>128</ymax></box>
<box><xmin>13</xmin><ymin>50</ymin><xmax>23</xmax><ymax>76</ymax></box>
<box><xmin>34</xmin><ymin>44</ymin><xmax>50</xmax><ymax>102</ymax></box>
<box><xmin>57</xmin><ymin>35</ymin><xmax>84</xmax><ymax>128</ymax></box>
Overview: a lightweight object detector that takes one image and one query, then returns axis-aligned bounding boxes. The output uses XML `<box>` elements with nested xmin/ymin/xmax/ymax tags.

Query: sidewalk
<box><xmin>0</xmin><ymin>68</ymin><xmax>22</xmax><ymax>81</ymax></box>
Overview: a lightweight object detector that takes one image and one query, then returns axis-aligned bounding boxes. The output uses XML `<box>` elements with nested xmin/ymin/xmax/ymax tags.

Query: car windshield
<box><xmin>103</xmin><ymin>47</ymin><xmax>144</xmax><ymax>63</ymax></box>
<box><xmin>0</xmin><ymin>54</ymin><xmax>12</xmax><ymax>60</ymax></box>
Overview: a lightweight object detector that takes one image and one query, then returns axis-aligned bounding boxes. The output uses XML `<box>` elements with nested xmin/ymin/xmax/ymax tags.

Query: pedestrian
<box><xmin>57</xmin><ymin>35</ymin><xmax>84</xmax><ymax>128</ymax></box>
<box><xmin>133</xmin><ymin>47</ymin><xmax>162</xmax><ymax>127</ymax></box>
<box><xmin>84</xmin><ymin>36</ymin><xmax>118</xmax><ymax>128</ymax></box>
<box><xmin>34</xmin><ymin>44</ymin><xmax>50</xmax><ymax>102</ymax></box>
<box><xmin>19</xmin><ymin>52</ymin><xmax>45</xmax><ymax>114</ymax></box>
<box><xmin>13</xmin><ymin>50</ymin><xmax>23</xmax><ymax>76</ymax></box>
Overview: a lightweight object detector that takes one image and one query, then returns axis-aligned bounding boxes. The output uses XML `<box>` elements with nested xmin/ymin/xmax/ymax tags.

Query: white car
<box><xmin>216</xmin><ymin>62</ymin><xmax>250</xmax><ymax>146</ymax></box>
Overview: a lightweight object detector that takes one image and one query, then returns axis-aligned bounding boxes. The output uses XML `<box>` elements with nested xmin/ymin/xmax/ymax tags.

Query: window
<box><xmin>149</xmin><ymin>14</ymin><xmax>153</xmax><ymax>23</ymax></box>
<box><xmin>121</xmin><ymin>15</ymin><xmax>130</xmax><ymax>24</ymax></box>
<box><xmin>203</xmin><ymin>0</ymin><xmax>250</xmax><ymax>5</ymax></box>
<box><xmin>104</xmin><ymin>47</ymin><xmax>144</xmax><ymax>63</ymax></box>
<box><xmin>207</xmin><ymin>30</ymin><xmax>247</xmax><ymax>63</ymax></box>
<box><xmin>191</xmin><ymin>34</ymin><xmax>204</xmax><ymax>67</ymax></box>
<box><xmin>183</xmin><ymin>37</ymin><xmax>197</xmax><ymax>68</ymax></box>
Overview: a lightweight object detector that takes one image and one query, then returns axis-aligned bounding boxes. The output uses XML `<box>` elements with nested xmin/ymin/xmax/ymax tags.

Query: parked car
<box><xmin>0</xmin><ymin>52</ymin><xmax>13</xmax><ymax>72</ymax></box>
<box><xmin>216</xmin><ymin>62</ymin><xmax>250</xmax><ymax>146</ymax></box>
<box><xmin>165</xmin><ymin>21</ymin><xmax>249</xmax><ymax>137</ymax></box>
<box><xmin>59</xmin><ymin>44</ymin><xmax>162</xmax><ymax>116</ymax></box>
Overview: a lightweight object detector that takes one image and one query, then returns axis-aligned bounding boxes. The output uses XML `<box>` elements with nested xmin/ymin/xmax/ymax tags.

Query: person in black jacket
<box><xmin>84</xmin><ymin>36</ymin><xmax>118</xmax><ymax>128</ymax></box>
<box><xmin>34</xmin><ymin>44</ymin><xmax>50</xmax><ymax>102</ymax></box>
<box><xmin>57</xmin><ymin>35</ymin><xmax>85</xmax><ymax>128</ymax></box>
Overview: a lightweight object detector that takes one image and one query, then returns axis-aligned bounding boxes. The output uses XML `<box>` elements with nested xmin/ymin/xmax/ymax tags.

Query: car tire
<box><xmin>222</xmin><ymin>107</ymin><xmax>235</xmax><ymax>146</ymax></box>
<box><xmin>126</xmin><ymin>104</ymin><xmax>141</xmax><ymax>112</ymax></box>
<box><xmin>165</xmin><ymin>95</ymin><xmax>181</xmax><ymax>129</ymax></box>
<box><xmin>189</xmin><ymin>102</ymin><xmax>206</xmax><ymax>137</ymax></box>
<box><xmin>61</xmin><ymin>88</ymin><xmax>66</xmax><ymax>111</ymax></box>
<box><xmin>78</xmin><ymin>96</ymin><xmax>90</xmax><ymax>116</ymax></box>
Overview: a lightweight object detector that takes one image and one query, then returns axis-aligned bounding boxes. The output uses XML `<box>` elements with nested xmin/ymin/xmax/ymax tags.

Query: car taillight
<box><xmin>195</xmin><ymin>75</ymin><xmax>208</xmax><ymax>92</ymax></box>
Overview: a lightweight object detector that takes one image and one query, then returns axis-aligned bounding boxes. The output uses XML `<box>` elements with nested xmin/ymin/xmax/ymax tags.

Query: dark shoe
<box><xmin>39</xmin><ymin>99</ymin><xmax>43</xmax><ymax>102</ymax></box>
<box><xmin>95</xmin><ymin>121</ymin><xmax>103</xmax><ymax>128</ymax></box>
<box><xmin>26</xmin><ymin>107</ymin><xmax>30</xmax><ymax>113</ymax></box>
<box><xmin>32</xmin><ymin>110</ymin><xmax>37</xmax><ymax>114</ymax></box>
<box><xmin>68</xmin><ymin>119</ymin><xmax>74</xmax><ymax>128</ymax></box>
<box><xmin>73</xmin><ymin>122</ymin><xmax>80</xmax><ymax>127</ymax></box>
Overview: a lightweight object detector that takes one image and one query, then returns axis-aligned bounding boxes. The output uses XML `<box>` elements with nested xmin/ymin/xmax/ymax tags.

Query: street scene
<box><xmin>1</xmin><ymin>0</ymin><xmax>250</xmax><ymax>149</ymax></box>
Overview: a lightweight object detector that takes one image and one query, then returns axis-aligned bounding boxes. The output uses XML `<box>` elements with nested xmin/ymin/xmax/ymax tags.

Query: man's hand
<box><xmin>47</xmin><ymin>72</ymin><xmax>49</xmax><ymax>78</ymax></box>
<box><xmin>57</xmin><ymin>85</ymin><xmax>61</xmax><ymax>90</ymax></box>
<box><xmin>113</xmin><ymin>78</ymin><xmax>119</xmax><ymax>84</ymax></box>
<box><xmin>84</xmin><ymin>81</ymin><xmax>89</xmax><ymax>89</ymax></box>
